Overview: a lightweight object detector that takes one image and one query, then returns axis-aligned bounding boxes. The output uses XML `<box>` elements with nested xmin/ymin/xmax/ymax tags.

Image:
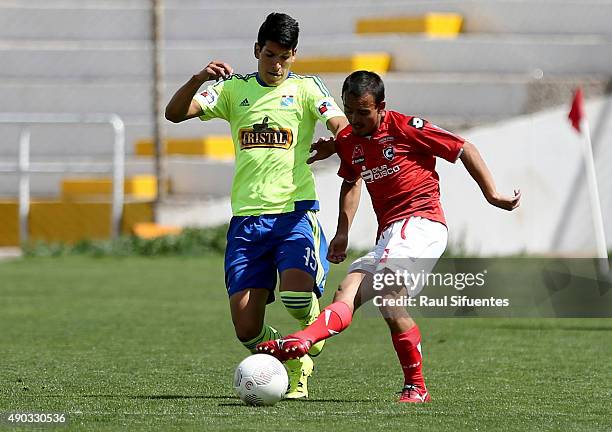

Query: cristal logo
<box><xmin>239</xmin><ymin>116</ymin><xmax>293</xmax><ymax>150</ymax></box>
<box><xmin>244</xmin><ymin>380</ymin><xmax>254</xmax><ymax>390</ymax></box>
<box><xmin>360</xmin><ymin>164</ymin><xmax>400</xmax><ymax>183</ymax></box>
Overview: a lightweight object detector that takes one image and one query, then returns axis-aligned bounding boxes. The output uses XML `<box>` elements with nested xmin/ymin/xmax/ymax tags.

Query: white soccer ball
<box><xmin>233</xmin><ymin>354</ymin><xmax>288</xmax><ymax>406</ymax></box>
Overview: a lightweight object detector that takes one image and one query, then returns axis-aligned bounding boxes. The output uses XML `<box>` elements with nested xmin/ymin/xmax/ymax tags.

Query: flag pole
<box><xmin>580</xmin><ymin>118</ymin><xmax>610</xmax><ymax>274</ymax></box>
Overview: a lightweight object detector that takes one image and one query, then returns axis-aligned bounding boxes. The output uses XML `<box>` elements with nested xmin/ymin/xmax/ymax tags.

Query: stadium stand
<box><xmin>0</xmin><ymin>0</ymin><xmax>610</xmax><ymax>251</ymax></box>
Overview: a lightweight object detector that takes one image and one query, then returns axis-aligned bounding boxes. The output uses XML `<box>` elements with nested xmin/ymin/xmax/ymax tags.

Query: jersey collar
<box><xmin>255</xmin><ymin>72</ymin><xmax>295</xmax><ymax>87</ymax></box>
<box><xmin>255</xmin><ymin>73</ymin><xmax>272</xmax><ymax>87</ymax></box>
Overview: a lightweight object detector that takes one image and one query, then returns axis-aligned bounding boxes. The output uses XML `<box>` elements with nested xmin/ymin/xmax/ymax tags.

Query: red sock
<box><xmin>392</xmin><ymin>325</ymin><xmax>425</xmax><ymax>387</ymax></box>
<box><xmin>292</xmin><ymin>301</ymin><xmax>353</xmax><ymax>343</ymax></box>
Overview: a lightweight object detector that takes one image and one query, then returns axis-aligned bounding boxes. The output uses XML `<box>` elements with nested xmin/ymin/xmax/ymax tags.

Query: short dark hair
<box><xmin>341</xmin><ymin>71</ymin><xmax>385</xmax><ymax>105</ymax></box>
<box><xmin>257</xmin><ymin>13</ymin><xmax>299</xmax><ymax>50</ymax></box>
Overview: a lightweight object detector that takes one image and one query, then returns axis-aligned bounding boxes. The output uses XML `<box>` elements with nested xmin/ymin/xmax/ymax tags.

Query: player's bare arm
<box><xmin>306</xmin><ymin>117</ymin><xmax>348</xmax><ymax>164</ymax></box>
<box><xmin>165</xmin><ymin>60</ymin><xmax>234</xmax><ymax>123</ymax></box>
<box><xmin>328</xmin><ymin>178</ymin><xmax>362</xmax><ymax>264</ymax></box>
<box><xmin>327</xmin><ymin>116</ymin><xmax>349</xmax><ymax>137</ymax></box>
<box><xmin>460</xmin><ymin>141</ymin><xmax>521</xmax><ymax>211</ymax></box>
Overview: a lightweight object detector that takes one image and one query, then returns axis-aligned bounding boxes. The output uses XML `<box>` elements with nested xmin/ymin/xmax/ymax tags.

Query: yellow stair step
<box><xmin>0</xmin><ymin>200</ymin><xmax>153</xmax><ymax>246</ymax></box>
<box><xmin>356</xmin><ymin>13</ymin><xmax>463</xmax><ymax>37</ymax></box>
<box><xmin>61</xmin><ymin>175</ymin><xmax>158</xmax><ymax>201</ymax></box>
<box><xmin>0</xmin><ymin>201</ymin><xmax>19</xmax><ymax>246</ymax></box>
<box><xmin>133</xmin><ymin>222</ymin><xmax>182</xmax><ymax>239</ymax></box>
<box><xmin>291</xmin><ymin>52</ymin><xmax>391</xmax><ymax>74</ymax></box>
<box><xmin>135</xmin><ymin>136</ymin><xmax>234</xmax><ymax>159</ymax></box>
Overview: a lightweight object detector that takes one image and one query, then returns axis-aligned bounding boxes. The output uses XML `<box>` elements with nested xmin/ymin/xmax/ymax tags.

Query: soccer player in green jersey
<box><xmin>165</xmin><ymin>12</ymin><xmax>348</xmax><ymax>398</ymax></box>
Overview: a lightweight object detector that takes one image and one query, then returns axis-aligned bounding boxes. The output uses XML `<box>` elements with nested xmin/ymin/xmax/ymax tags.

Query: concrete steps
<box><xmin>0</xmin><ymin>74</ymin><xmax>607</xmax><ymax>160</ymax></box>
<box><xmin>2</xmin><ymin>1</ymin><xmax>612</xmax><ymax>40</ymax></box>
<box><xmin>2</xmin><ymin>35</ymin><xmax>611</xmax><ymax>79</ymax></box>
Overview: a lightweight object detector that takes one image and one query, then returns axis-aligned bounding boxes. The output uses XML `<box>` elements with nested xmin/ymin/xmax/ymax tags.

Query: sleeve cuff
<box><xmin>454</xmin><ymin>146</ymin><xmax>464</xmax><ymax>162</ymax></box>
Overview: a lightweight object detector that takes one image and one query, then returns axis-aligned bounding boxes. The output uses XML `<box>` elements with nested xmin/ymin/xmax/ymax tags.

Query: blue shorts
<box><xmin>225</xmin><ymin>210</ymin><xmax>329</xmax><ymax>304</ymax></box>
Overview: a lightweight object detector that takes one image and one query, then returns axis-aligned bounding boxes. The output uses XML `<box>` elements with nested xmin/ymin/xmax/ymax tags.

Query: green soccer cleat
<box><xmin>285</xmin><ymin>354</ymin><xmax>314</xmax><ymax>399</ymax></box>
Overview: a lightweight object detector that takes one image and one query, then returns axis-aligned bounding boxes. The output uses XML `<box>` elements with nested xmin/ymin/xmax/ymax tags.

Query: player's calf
<box><xmin>391</xmin><ymin>325</ymin><xmax>428</xmax><ymax>400</ymax></box>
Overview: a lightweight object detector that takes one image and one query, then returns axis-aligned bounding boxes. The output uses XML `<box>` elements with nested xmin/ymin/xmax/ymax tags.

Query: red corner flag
<box><xmin>568</xmin><ymin>87</ymin><xmax>585</xmax><ymax>132</ymax></box>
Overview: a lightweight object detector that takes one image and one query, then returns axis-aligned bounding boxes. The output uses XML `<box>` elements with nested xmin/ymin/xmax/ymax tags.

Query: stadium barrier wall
<box><xmin>0</xmin><ymin>201</ymin><xmax>153</xmax><ymax>246</ymax></box>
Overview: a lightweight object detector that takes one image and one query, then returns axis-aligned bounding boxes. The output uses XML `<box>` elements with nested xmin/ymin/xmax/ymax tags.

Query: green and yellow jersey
<box><xmin>193</xmin><ymin>72</ymin><xmax>345</xmax><ymax>216</ymax></box>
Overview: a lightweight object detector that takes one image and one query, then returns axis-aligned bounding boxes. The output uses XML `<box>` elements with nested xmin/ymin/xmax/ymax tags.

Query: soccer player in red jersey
<box><xmin>258</xmin><ymin>71</ymin><xmax>521</xmax><ymax>402</ymax></box>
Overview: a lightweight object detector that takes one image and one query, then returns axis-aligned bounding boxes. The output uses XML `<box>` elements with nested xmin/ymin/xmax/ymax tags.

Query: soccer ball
<box><xmin>233</xmin><ymin>354</ymin><xmax>288</xmax><ymax>406</ymax></box>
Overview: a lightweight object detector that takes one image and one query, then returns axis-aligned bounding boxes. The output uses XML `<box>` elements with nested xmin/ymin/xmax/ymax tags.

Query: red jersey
<box><xmin>336</xmin><ymin>110</ymin><xmax>464</xmax><ymax>237</ymax></box>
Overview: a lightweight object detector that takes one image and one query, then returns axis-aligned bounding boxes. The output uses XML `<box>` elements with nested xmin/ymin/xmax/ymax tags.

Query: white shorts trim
<box><xmin>348</xmin><ymin>216</ymin><xmax>448</xmax><ymax>296</ymax></box>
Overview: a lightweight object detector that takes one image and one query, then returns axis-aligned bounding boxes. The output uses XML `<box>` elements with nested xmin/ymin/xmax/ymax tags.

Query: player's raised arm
<box><xmin>328</xmin><ymin>178</ymin><xmax>362</xmax><ymax>263</ymax></box>
<box><xmin>459</xmin><ymin>141</ymin><xmax>521</xmax><ymax>211</ymax></box>
<box><xmin>165</xmin><ymin>61</ymin><xmax>234</xmax><ymax>123</ymax></box>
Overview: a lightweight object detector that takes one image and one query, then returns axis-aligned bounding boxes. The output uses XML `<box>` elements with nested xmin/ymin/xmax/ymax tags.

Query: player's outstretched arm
<box><xmin>459</xmin><ymin>141</ymin><xmax>521</xmax><ymax>211</ymax></box>
<box><xmin>307</xmin><ymin>117</ymin><xmax>348</xmax><ymax>164</ymax></box>
<box><xmin>328</xmin><ymin>179</ymin><xmax>362</xmax><ymax>263</ymax></box>
<box><xmin>165</xmin><ymin>61</ymin><xmax>234</xmax><ymax>123</ymax></box>
<box><xmin>307</xmin><ymin>137</ymin><xmax>336</xmax><ymax>164</ymax></box>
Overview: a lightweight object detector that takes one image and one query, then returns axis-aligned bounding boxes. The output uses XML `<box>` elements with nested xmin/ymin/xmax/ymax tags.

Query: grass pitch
<box><xmin>1</xmin><ymin>255</ymin><xmax>610</xmax><ymax>431</ymax></box>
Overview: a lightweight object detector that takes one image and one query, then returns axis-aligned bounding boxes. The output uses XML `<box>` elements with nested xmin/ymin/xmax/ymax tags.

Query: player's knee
<box><xmin>234</xmin><ymin>328</ymin><xmax>261</xmax><ymax>343</ymax></box>
<box><xmin>335</xmin><ymin>279</ymin><xmax>355</xmax><ymax>297</ymax></box>
<box><xmin>333</xmin><ymin>284</ymin><xmax>348</xmax><ymax>302</ymax></box>
<box><xmin>232</xmin><ymin>320</ymin><xmax>262</xmax><ymax>342</ymax></box>
<box><xmin>279</xmin><ymin>268</ymin><xmax>315</xmax><ymax>292</ymax></box>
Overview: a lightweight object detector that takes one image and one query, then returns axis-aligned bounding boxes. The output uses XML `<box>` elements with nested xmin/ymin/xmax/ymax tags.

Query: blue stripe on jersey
<box><xmin>255</xmin><ymin>73</ymin><xmax>272</xmax><ymax>87</ymax></box>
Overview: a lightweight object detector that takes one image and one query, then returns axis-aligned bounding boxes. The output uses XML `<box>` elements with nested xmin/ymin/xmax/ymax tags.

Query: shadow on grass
<box><xmin>283</xmin><ymin>398</ymin><xmax>372</xmax><ymax>403</ymax></box>
<box><xmin>493</xmin><ymin>324</ymin><xmax>612</xmax><ymax>332</ymax></box>
<box><xmin>217</xmin><ymin>398</ymin><xmax>371</xmax><ymax>407</ymax></box>
<box><xmin>135</xmin><ymin>395</ymin><xmax>231</xmax><ymax>400</ymax></box>
<box><xmin>41</xmin><ymin>394</ymin><xmax>234</xmax><ymax>400</ymax></box>
<box><xmin>40</xmin><ymin>394</ymin><xmax>371</xmax><ymax>403</ymax></box>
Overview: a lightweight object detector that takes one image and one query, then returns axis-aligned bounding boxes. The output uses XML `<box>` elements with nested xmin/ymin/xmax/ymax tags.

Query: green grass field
<box><xmin>1</xmin><ymin>255</ymin><xmax>611</xmax><ymax>431</ymax></box>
